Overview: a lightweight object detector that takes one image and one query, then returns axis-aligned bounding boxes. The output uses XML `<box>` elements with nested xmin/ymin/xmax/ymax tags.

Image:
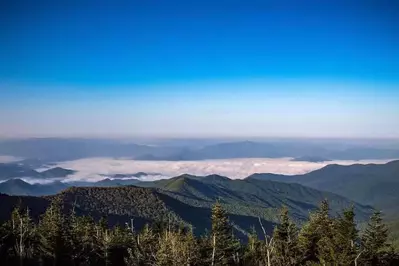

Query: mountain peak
<box><xmin>40</xmin><ymin>167</ymin><xmax>76</xmax><ymax>178</ymax></box>
<box><xmin>3</xmin><ymin>178</ymin><xmax>30</xmax><ymax>186</ymax></box>
<box><xmin>202</xmin><ymin>174</ymin><xmax>230</xmax><ymax>182</ymax></box>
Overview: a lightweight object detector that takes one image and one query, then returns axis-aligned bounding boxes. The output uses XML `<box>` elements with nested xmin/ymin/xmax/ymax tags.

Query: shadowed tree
<box><xmin>210</xmin><ymin>201</ymin><xmax>240</xmax><ymax>266</ymax></box>
<box><xmin>272</xmin><ymin>206</ymin><xmax>300</xmax><ymax>266</ymax></box>
<box><xmin>298</xmin><ymin>200</ymin><xmax>333</xmax><ymax>265</ymax></box>
<box><xmin>360</xmin><ymin>211</ymin><xmax>391</xmax><ymax>266</ymax></box>
<box><xmin>37</xmin><ymin>200</ymin><xmax>71</xmax><ymax>265</ymax></box>
<box><xmin>243</xmin><ymin>227</ymin><xmax>263</xmax><ymax>266</ymax></box>
<box><xmin>333</xmin><ymin>206</ymin><xmax>359</xmax><ymax>265</ymax></box>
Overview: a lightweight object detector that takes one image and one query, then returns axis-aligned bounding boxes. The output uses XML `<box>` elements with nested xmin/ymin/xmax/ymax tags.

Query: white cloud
<box><xmin>0</xmin><ymin>156</ymin><xmax>21</xmax><ymax>163</ymax></box>
<box><xmin>20</xmin><ymin>177</ymin><xmax>63</xmax><ymax>185</ymax></box>
<box><xmin>52</xmin><ymin>157</ymin><xmax>395</xmax><ymax>183</ymax></box>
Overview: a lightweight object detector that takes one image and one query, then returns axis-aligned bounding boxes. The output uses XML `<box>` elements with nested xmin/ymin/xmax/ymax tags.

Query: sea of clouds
<box><xmin>42</xmin><ymin>157</ymin><xmax>395</xmax><ymax>184</ymax></box>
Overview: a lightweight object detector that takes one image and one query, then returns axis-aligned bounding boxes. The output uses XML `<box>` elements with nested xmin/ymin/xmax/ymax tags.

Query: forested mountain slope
<box><xmin>140</xmin><ymin>174</ymin><xmax>372</xmax><ymax>223</ymax></box>
<box><xmin>0</xmin><ymin>175</ymin><xmax>373</xmax><ymax>239</ymax></box>
<box><xmin>248</xmin><ymin>160</ymin><xmax>399</xmax><ymax>212</ymax></box>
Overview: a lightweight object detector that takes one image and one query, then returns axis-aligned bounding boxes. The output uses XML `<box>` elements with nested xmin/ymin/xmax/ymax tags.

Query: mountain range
<box><xmin>1</xmin><ymin>138</ymin><xmax>399</xmax><ymax>162</ymax></box>
<box><xmin>0</xmin><ymin>163</ymin><xmax>75</xmax><ymax>181</ymax></box>
<box><xmin>0</xmin><ymin>174</ymin><xmax>372</xmax><ymax>238</ymax></box>
<box><xmin>0</xmin><ymin>178</ymin><xmax>68</xmax><ymax>196</ymax></box>
<box><xmin>248</xmin><ymin>160</ymin><xmax>399</xmax><ymax>214</ymax></box>
<box><xmin>1</xmin><ymin>160</ymin><xmax>398</xmax><ymax>217</ymax></box>
<box><xmin>1</xmin><ymin>157</ymin><xmax>398</xmax><ymax>239</ymax></box>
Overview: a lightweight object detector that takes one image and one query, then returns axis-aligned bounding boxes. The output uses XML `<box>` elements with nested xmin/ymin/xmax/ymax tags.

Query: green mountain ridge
<box><xmin>142</xmin><ymin>175</ymin><xmax>372</xmax><ymax>222</ymax></box>
<box><xmin>248</xmin><ymin>160</ymin><xmax>399</xmax><ymax>214</ymax></box>
<box><xmin>0</xmin><ymin>175</ymin><xmax>372</xmax><ymax>239</ymax></box>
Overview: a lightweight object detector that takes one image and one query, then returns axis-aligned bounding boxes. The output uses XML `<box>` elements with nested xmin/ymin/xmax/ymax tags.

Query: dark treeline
<box><xmin>0</xmin><ymin>199</ymin><xmax>398</xmax><ymax>266</ymax></box>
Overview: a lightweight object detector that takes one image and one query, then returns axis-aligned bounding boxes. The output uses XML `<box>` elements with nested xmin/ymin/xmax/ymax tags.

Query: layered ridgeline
<box><xmin>0</xmin><ymin>175</ymin><xmax>372</xmax><ymax>238</ymax></box>
<box><xmin>248</xmin><ymin>160</ymin><xmax>399</xmax><ymax>214</ymax></box>
<box><xmin>140</xmin><ymin>174</ymin><xmax>372</xmax><ymax>222</ymax></box>
<box><xmin>1</xmin><ymin>160</ymin><xmax>398</xmax><ymax>215</ymax></box>
<box><xmin>0</xmin><ymin>162</ymin><xmax>75</xmax><ymax>181</ymax></box>
<box><xmin>0</xmin><ymin>178</ymin><xmax>68</xmax><ymax>196</ymax></box>
<box><xmin>1</xmin><ymin>138</ymin><xmax>399</xmax><ymax>161</ymax></box>
<box><xmin>0</xmin><ymin>177</ymin><xmax>142</xmax><ymax>196</ymax></box>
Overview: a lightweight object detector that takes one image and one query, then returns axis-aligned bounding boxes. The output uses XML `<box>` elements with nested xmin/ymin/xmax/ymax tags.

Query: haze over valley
<box><xmin>1</xmin><ymin>138</ymin><xmax>398</xmax><ymax>184</ymax></box>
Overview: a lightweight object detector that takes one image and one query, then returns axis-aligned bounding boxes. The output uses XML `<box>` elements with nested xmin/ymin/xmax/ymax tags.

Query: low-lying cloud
<box><xmin>47</xmin><ymin>157</ymin><xmax>395</xmax><ymax>184</ymax></box>
<box><xmin>0</xmin><ymin>155</ymin><xmax>21</xmax><ymax>163</ymax></box>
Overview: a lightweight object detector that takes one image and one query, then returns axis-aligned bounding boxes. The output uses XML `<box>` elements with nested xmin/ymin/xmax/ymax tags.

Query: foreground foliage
<box><xmin>0</xmin><ymin>200</ymin><xmax>397</xmax><ymax>266</ymax></box>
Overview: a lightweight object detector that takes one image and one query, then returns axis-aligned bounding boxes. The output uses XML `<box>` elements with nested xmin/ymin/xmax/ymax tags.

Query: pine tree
<box><xmin>1</xmin><ymin>197</ymin><xmax>398</xmax><ymax>266</ymax></box>
<box><xmin>95</xmin><ymin>221</ymin><xmax>132</xmax><ymax>266</ymax></box>
<box><xmin>108</xmin><ymin>225</ymin><xmax>131</xmax><ymax>265</ymax></box>
<box><xmin>243</xmin><ymin>226</ymin><xmax>263</xmax><ymax>266</ymax></box>
<box><xmin>197</xmin><ymin>231</ymin><xmax>213</xmax><ymax>265</ymax></box>
<box><xmin>0</xmin><ymin>221</ymin><xmax>8</xmax><ymax>258</ymax></box>
<box><xmin>210</xmin><ymin>201</ymin><xmax>240</xmax><ymax>266</ymax></box>
<box><xmin>182</xmin><ymin>227</ymin><xmax>200</xmax><ymax>265</ymax></box>
<box><xmin>333</xmin><ymin>206</ymin><xmax>359</xmax><ymax>265</ymax></box>
<box><xmin>157</xmin><ymin>225</ymin><xmax>199</xmax><ymax>266</ymax></box>
<box><xmin>70</xmin><ymin>214</ymin><xmax>100</xmax><ymax>265</ymax></box>
<box><xmin>125</xmin><ymin>224</ymin><xmax>158</xmax><ymax>265</ymax></box>
<box><xmin>361</xmin><ymin>211</ymin><xmax>390</xmax><ymax>265</ymax></box>
<box><xmin>298</xmin><ymin>200</ymin><xmax>334</xmax><ymax>265</ymax></box>
<box><xmin>272</xmin><ymin>206</ymin><xmax>299</xmax><ymax>266</ymax></box>
<box><xmin>37</xmin><ymin>200</ymin><xmax>71</xmax><ymax>265</ymax></box>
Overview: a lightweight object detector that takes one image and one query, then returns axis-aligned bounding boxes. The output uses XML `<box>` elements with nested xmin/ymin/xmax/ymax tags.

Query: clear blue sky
<box><xmin>1</xmin><ymin>0</ymin><xmax>398</xmax><ymax>138</ymax></box>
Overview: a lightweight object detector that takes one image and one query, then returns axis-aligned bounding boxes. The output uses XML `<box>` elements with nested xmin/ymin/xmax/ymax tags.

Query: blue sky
<box><xmin>0</xmin><ymin>1</ymin><xmax>398</xmax><ymax>138</ymax></box>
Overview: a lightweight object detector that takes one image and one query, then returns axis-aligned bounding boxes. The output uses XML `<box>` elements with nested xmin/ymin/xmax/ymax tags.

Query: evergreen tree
<box><xmin>108</xmin><ymin>225</ymin><xmax>131</xmax><ymax>266</ymax></box>
<box><xmin>0</xmin><ymin>198</ymin><xmax>398</xmax><ymax>266</ymax></box>
<box><xmin>70</xmin><ymin>214</ymin><xmax>101</xmax><ymax>265</ymax></box>
<box><xmin>125</xmin><ymin>224</ymin><xmax>158</xmax><ymax>265</ymax></box>
<box><xmin>37</xmin><ymin>200</ymin><xmax>71</xmax><ymax>265</ymax></box>
<box><xmin>182</xmin><ymin>227</ymin><xmax>200</xmax><ymax>265</ymax></box>
<box><xmin>0</xmin><ymin>221</ymin><xmax>9</xmax><ymax>260</ymax></box>
<box><xmin>197</xmin><ymin>231</ymin><xmax>213</xmax><ymax>265</ymax></box>
<box><xmin>361</xmin><ymin>211</ymin><xmax>390</xmax><ymax>265</ymax></box>
<box><xmin>210</xmin><ymin>201</ymin><xmax>240</xmax><ymax>266</ymax></box>
<box><xmin>156</xmin><ymin>226</ymin><xmax>199</xmax><ymax>266</ymax></box>
<box><xmin>272</xmin><ymin>206</ymin><xmax>300</xmax><ymax>266</ymax></box>
<box><xmin>94</xmin><ymin>222</ymin><xmax>131</xmax><ymax>266</ymax></box>
<box><xmin>243</xmin><ymin>227</ymin><xmax>263</xmax><ymax>266</ymax></box>
<box><xmin>298</xmin><ymin>200</ymin><xmax>334</xmax><ymax>265</ymax></box>
<box><xmin>333</xmin><ymin>206</ymin><xmax>359</xmax><ymax>265</ymax></box>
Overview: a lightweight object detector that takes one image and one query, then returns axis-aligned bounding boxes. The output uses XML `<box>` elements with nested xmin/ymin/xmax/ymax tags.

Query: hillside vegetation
<box><xmin>0</xmin><ymin>175</ymin><xmax>372</xmax><ymax>238</ymax></box>
<box><xmin>248</xmin><ymin>160</ymin><xmax>399</xmax><ymax>213</ymax></box>
<box><xmin>0</xmin><ymin>199</ymin><xmax>397</xmax><ymax>266</ymax></box>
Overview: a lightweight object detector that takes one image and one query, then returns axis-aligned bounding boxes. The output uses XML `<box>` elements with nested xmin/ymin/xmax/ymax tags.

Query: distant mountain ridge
<box><xmin>1</xmin><ymin>138</ymin><xmax>399</xmax><ymax>161</ymax></box>
<box><xmin>100</xmin><ymin>172</ymin><xmax>161</xmax><ymax>179</ymax></box>
<box><xmin>2</xmin><ymin>160</ymin><xmax>397</xmax><ymax>216</ymax></box>
<box><xmin>247</xmin><ymin>160</ymin><xmax>399</xmax><ymax>213</ymax></box>
<box><xmin>0</xmin><ymin>163</ymin><xmax>40</xmax><ymax>180</ymax></box>
<box><xmin>290</xmin><ymin>156</ymin><xmax>332</xmax><ymax>162</ymax></box>
<box><xmin>0</xmin><ymin>178</ymin><xmax>68</xmax><ymax>196</ymax></box>
<box><xmin>0</xmin><ymin>163</ymin><xmax>76</xmax><ymax>181</ymax></box>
